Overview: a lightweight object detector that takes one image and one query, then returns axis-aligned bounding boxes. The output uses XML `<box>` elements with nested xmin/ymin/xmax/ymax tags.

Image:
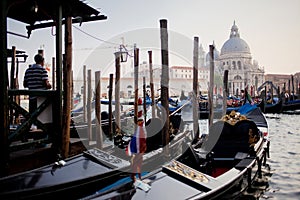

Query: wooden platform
<box><xmin>6</xmin><ymin>138</ymin><xmax>91</xmax><ymax>176</ymax></box>
<box><xmin>8</xmin><ymin>146</ymin><xmax>56</xmax><ymax>175</ymax></box>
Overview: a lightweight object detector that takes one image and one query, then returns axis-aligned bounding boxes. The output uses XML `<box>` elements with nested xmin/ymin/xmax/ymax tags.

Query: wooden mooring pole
<box><xmin>143</xmin><ymin>77</ymin><xmax>147</xmax><ymax>123</ymax></box>
<box><xmin>9</xmin><ymin>46</ymin><xmax>16</xmax><ymax>125</ymax></box>
<box><xmin>148</xmin><ymin>50</ymin><xmax>156</xmax><ymax>118</ymax></box>
<box><xmin>95</xmin><ymin>71</ymin><xmax>103</xmax><ymax>149</ymax></box>
<box><xmin>160</xmin><ymin>19</ymin><xmax>170</xmax><ymax>155</ymax></box>
<box><xmin>291</xmin><ymin>75</ymin><xmax>294</xmax><ymax>100</ymax></box>
<box><xmin>208</xmin><ymin>44</ymin><xmax>215</xmax><ymax>127</ymax></box>
<box><xmin>223</xmin><ymin>70</ymin><xmax>228</xmax><ymax>116</ymax></box>
<box><xmin>14</xmin><ymin>58</ymin><xmax>20</xmax><ymax>125</ymax></box>
<box><xmin>288</xmin><ymin>79</ymin><xmax>291</xmax><ymax>97</ymax></box>
<box><xmin>296</xmin><ymin>79</ymin><xmax>299</xmax><ymax>96</ymax></box>
<box><xmin>193</xmin><ymin>36</ymin><xmax>199</xmax><ymax>142</ymax></box>
<box><xmin>54</xmin><ymin>4</ymin><xmax>63</xmax><ymax>154</ymax></box>
<box><xmin>114</xmin><ymin>50</ymin><xmax>121</xmax><ymax>135</ymax></box>
<box><xmin>108</xmin><ymin>74</ymin><xmax>113</xmax><ymax>140</ymax></box>
<box><xmin>52</xmin><ymin>57</ymin><xmax>55</xmax><ymax>90</ymax></box>
<box><xmin>61</xmin><ymin>17</ymin><xmax>72</xmax><ymax>158</ymax></box>
<box><xmin>87</xmin><ymin>69</ymin><xmax>92</xmax><ymax>142</ymax></box>
<box><xmin>83</xmin><ymin>65</ymin><xmax>87</xmax><ymax>123</ymax></box>
<box><xmin>134</xmin><ymin>46</ymin><xmax>139</xmax><ymax>125</ymax></box>
<box><xmin>71</xmin><ymin>70</ymin><xmax>73</xmax><ymax>110</ymax></box>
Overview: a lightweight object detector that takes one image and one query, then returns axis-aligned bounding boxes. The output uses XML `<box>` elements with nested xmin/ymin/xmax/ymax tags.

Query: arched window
<box><xmin>232</xmin><ymin>61</ymin><xmax>236</xmax><ymax>70</ymax></box>
<box><xmin>234</xmin><ymin>75</ymin><xmax>242</xmax><ymax>80</ymax></box>
<box><xmin>237</xmin><ymin>61</ymin><xmax>242</xmax><ymax>70</ymax></box>
<box><xmin>255</xmin><ymin>76</ymin><xmax>258</xmax><ymax>88</ymax></box>
<box><xmin>127</xmin><ymin>85</ymin><xmax>133</xmax><ymax>97</ymax></box>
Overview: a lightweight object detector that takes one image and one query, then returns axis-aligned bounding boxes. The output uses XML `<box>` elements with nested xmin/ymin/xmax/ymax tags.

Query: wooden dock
<box><xmin>6</xmin><ymin>138</ymin><xmax>93</xmax><ymax>175</ymax></box>
<box><xmin>0</xmin><ymin>0</ymin><xmax>108</xmax><ymax>177</ymax></box>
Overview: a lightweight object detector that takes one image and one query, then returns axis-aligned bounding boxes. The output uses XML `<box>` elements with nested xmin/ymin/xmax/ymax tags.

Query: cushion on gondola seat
<box><xmin>203</xmin><ymin>120</ymin><xmax>259</xmax><ymax>158</ymax></box>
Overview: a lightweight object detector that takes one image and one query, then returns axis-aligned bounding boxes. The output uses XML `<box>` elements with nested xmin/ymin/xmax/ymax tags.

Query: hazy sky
<box><xmin>8</xmin><ymin>0</ymin><xmax>300</xmax><ymax>81</ymax></box>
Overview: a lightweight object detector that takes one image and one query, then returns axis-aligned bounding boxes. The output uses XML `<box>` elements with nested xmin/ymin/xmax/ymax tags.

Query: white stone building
<box><xmin>218</xmin><ymin>21</ymin><xmax>265</xmax><ymax>96</ymax></box>
<box><xmin>80</xmin><ymin>22</ymin><xmax>264</xmax><ymax>99</ymax></box>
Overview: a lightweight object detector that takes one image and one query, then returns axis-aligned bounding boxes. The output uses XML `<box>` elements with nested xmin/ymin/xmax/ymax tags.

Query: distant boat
<box><xmin>281</xmin><ymin>98</ymin><xmax>300</xmax><ymax>112</ymax></box>
<box><xmin>198</xmin><ymin>96</ymin><xmax>220</xmax><ymax>119</ymax></box>
<box><xmin>226</xmin><ymin>99</ymin><xmax>264</xmax><ymax>115</ymax></box>
<box><xmin>259</xmin><ymin>98</ymin><xmax>283</xmax><ymax>114</ymax></box>
<box><xmin>82</xmin><ymin>103</ymin><xmax>270</xmax><ymax>200</ymax></box>
<box><xmin>73</xmin><ymin>96</ymin><xmax>81</xmax><ymax>108</ymax></box>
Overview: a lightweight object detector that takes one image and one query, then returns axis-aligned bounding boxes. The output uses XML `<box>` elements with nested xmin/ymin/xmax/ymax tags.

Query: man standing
<box><xmin>23</xmin><ymin>54</ymin><xmax>51</xmax><ymax>114</ymax></box>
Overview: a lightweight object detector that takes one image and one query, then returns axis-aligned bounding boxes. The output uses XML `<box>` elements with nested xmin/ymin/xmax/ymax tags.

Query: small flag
<box><xmin>126</xmin><ymin>122</ymin><xmax>147</xmax><ymax>156</ymax></box>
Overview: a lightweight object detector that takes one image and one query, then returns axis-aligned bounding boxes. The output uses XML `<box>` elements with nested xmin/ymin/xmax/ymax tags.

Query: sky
<box><xmin>7</xmin><ymin>0</ymin><xmax>300</xmax><ymax>87</ymax></box>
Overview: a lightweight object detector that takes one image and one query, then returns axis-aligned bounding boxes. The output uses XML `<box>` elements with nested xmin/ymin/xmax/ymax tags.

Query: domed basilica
<box><xmin>201</xmin><ymin>21</ymin><xmax>265</xmax><ymax>96</ymax></box>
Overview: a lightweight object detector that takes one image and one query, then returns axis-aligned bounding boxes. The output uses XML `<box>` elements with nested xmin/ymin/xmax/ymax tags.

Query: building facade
<box><xmin>218</xmin><ymin>21</ymin><xmax>265</xmax><ymax>96</ymax></box>
<box><xmin>78</xmin><ymin>22</ymin><xmax>272</xmax><ymax>99</ymax></box>
<box><xmin>265</xmin><ymin>73</ymin><xmax>300</xmax><ymax>95</ymax></box>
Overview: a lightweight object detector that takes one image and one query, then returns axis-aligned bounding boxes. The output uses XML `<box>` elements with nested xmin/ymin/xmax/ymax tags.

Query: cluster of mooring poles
<box><xmin>0</xmin><ymin>0</ymin><xmax>228</xmax><ymax>177</ymax></box>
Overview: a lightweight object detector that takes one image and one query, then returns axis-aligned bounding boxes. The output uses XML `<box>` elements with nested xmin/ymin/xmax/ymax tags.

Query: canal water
<box><xmin>258</xmin><ymin>112</ymin><xmax>300</xmax><ymax>200</ymax></box>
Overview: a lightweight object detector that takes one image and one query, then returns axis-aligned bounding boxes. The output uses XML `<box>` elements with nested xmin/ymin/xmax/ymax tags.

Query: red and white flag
<box><xmin>126</xmin><ymin>97</ymin><xmax>147</xmax><ymax>156</ymax></box>
<box><xmin>125</xmin><ymin>124</ymin><xmax>147</xmax><ymax>156</ymax></box>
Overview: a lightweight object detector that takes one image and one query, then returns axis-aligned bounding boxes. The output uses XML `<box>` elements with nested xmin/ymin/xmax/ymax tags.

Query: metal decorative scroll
<box><xmin>221</xmin><ymin>110</ymin><xmax>248</xmax><ymax>126</ymax></box>
<box><xmin>85</xmin><ymin>148</ymin><xmax>130</xmax><ymax>169</ymax></box>
<box><xmin>163</xmin><ymin>160</ymin><xmax>209</xmax><ymax>183</ymax></box>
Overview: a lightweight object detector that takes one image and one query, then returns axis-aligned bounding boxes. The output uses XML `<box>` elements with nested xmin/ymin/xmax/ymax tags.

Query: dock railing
<box><xmin>8</xmin><ymin>89</ymin><xmax>56</xmax><ymax>151</ymax></box>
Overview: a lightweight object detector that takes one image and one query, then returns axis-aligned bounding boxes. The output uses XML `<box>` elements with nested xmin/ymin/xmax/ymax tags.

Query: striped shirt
<box><xmin>24</xmin><ymin>64</ymin><xmax>49</xmax><ymax>90</ymax></box>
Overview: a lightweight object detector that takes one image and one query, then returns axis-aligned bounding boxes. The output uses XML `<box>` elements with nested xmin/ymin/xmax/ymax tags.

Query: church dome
<box><xmin>220</xmin><ymin>22</ymin><xmax>251</xmax><ymax>55</ymax></box>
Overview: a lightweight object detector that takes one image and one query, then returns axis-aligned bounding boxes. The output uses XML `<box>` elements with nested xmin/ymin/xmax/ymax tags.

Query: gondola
<box><xmin>281</xmin><ymin>99</ymin><xmax>300</xmax><ymax>112</ymax></box>
<box><xmin>0</xmin><ymin>148</ymin><xmax>132</xmax><ymax>200</ymax></box>
<box><xmin>83</xmin><ymin>103</ymin><xmax>270</xmax><ymax>200</ymax></box>
<box><xmin>259</xmin><ymin>99</ymin><xmax>283</xmax><ymax>114</ymax></box>
<box><xmin>198</xmin><ymin>96</ymin><xmax>223</xmax><ymax>119</ymax></box>
<box><xmin>0</xmin><ymin>101</ymin><xmax>193</xmax><ymax>200</ymax></box>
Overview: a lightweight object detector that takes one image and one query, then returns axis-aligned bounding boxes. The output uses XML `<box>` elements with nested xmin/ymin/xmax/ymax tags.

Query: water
<box><xmin>259</xmin><ymin>113</ymin><xmax>300</xmax><ymax>200</ymax></box>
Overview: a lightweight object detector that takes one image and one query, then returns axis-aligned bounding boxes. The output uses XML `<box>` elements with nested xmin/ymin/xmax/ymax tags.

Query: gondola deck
<box><xmin>82</xmin><ymin>104</ymin><xmax>270</xmax><ymax>200</ymax></box>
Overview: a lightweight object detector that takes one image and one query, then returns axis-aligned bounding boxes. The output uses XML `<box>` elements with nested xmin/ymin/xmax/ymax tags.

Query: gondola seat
<box><xmin>202</xmin><ymin>120</ymin><xmax>259</xmax><ymax>159</ymax></box>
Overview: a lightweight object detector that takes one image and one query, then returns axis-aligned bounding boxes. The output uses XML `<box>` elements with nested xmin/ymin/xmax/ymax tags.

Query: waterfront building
<box><xmin>169</xmin><ymin>66</ymin><xmax>209</xmax><ymax>95</ymax></box>
<box><xmin>265</xmin><ymin>73</ymin><xmax>300</xmax><ymax>95</ymax></box>
<box><xmin>218</xmin><ymin>21</ymin><xmax>265</xmax><ymax>96</ymax></box>
<box><xmin>95</xmin><ymin>65</ymin><xmax>209</xmax><ymax>98</ymax></box>
<box><xmin>77</xmin><ymin>21</ymin><xmax>268</xmax><ymax>99</ymax></box>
